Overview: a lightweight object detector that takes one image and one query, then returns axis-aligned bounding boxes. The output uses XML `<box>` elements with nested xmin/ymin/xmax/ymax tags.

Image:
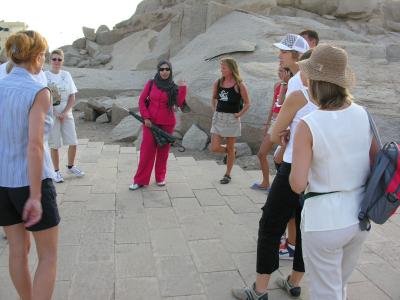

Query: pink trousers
<box><xmin>133</xmin><ymin>124</ymin><xmax>174</xmax><ymax>185</ymax></box>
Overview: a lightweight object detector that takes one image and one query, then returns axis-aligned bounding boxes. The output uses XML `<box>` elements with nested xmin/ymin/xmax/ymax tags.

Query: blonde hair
<box><xmin>309</xmin><ymin>80</ymin><xmax>353</xmax><ymax>110</ymax></box>
<box><xmin>50</xmin><ymin>49</ymin><xmax>64</xmax><ymax>58</ymax></box>
<box><xmin>5</xmin><ymin>30</ymin><xmax>47</xmax><ymax>65</ymax></box>
<box><xmin>220</xmin><ymin>57</ymin><xmax>242</xmax><ymax>86</ymax></box>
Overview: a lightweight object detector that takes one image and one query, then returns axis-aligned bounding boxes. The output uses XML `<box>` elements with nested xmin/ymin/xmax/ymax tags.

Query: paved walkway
<box><xmin>1</xmin><ymin>139</ymin><xmax>399</xmax><ymax>300</ymax></box>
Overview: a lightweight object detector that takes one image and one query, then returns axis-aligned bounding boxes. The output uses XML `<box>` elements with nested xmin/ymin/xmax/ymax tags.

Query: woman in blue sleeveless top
<box><xmin>0</xmin><ymin>31</ymin><xmax>60</xmax><ymax>300</ymax></box>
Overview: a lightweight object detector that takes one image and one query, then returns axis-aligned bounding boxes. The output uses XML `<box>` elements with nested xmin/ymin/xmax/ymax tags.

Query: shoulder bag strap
<box><xmin>365</xmin><ymin>109</ymin><xmax>383</xmax><ymax>149</ymax></box>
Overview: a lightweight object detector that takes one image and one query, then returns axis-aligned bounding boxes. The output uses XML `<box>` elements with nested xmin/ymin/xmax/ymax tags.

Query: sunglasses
<box><xmin>51</xmin><ymin>58</ymin><xmax>63</xmax><ymax>62</ymax></box>
<box><xmin>159</xmin><ymin>67</ymin><xmax>170</xmax><ymax>72</ymax></box>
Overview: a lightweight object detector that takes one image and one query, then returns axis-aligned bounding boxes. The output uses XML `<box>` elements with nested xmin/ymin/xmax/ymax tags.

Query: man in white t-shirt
<box><xmin>46</xmin><ymin>49</ymin><xmax>84</xmax><ymax>183</ymax></box>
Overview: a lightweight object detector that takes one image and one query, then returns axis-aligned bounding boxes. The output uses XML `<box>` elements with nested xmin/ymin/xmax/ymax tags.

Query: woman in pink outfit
<box><xmin>130</xmin><ymin>60</ymin><xmax>187</xmax><ymax>190</ymax></box>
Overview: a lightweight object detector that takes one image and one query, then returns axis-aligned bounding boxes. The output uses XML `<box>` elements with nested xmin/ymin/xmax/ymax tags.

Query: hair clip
<box><xmin>11</xmin><ymin>44</ymin><xmax>19</xmax><ymax>54</ymax></box>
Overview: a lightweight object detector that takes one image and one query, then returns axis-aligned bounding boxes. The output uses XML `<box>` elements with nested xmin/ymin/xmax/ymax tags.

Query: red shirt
<box><xmin>139</xmin><ymin>80</ymin><xmax>187</xmax><ymax>126</ymax></box>
<box><xmin>272</xmin><ymin>84</ymin><xmax>282</xmax><ymax>114</ymax></box>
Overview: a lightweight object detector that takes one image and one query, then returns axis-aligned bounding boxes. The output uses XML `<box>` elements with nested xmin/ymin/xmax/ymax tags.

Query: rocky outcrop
<box><xmin>278</xmin><ymin>0</ymin><xmax>379</xmax><ymax>19</ymax></box>
<box><xmin>64</xmin><ymin>0</ymin><xmax>400</xmax><ymax>148</ymax></box>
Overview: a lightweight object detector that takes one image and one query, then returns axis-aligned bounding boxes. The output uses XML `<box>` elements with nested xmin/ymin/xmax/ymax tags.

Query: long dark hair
<box><xmin>153</xmin><ymin>60</ymin><xmax>178</xmax><ymax>110</ymax></box>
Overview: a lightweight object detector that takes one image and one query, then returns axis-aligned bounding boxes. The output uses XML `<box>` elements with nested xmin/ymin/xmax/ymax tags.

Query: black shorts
<box><xmin>0</xmin><ymin>178</ymin><xmax>60</xmax><ymax>231</ymax></box>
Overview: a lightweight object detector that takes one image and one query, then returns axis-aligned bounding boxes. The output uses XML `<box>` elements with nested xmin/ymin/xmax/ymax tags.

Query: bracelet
<box><xmin>280</xmin><ymin>82</ymin><xmax>287</xmax><ymax>86</ymax></box>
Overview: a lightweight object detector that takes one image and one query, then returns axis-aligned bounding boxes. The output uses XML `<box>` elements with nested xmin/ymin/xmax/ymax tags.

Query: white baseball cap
<box><xmin>274</xmin><ymin>34</ymin><xmax>310</xmax><ymax>53</ymax></box>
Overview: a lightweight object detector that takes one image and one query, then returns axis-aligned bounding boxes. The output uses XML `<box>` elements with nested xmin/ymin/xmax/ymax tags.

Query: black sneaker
<box><xmin>275</xmin><ymin>275</ymin><xmax>301</xmax><ymax>298</ymax></box>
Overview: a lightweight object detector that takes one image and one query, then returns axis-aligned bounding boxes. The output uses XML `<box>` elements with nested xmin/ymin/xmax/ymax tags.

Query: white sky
<box><xmin>2</xmin><ymin>0</ymin><xmax>142</xmax><ymax>50</ymax></box>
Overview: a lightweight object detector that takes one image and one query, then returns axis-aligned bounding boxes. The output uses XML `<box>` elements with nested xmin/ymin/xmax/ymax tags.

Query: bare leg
<box><xmin>67</xmin><ymin>145</ymin><xmax>77</xmax><ymax>166</ymax></box>
<box><xmin>255</xmin><ymin>273</ymin><xmax>271</xmax><ymax>294</ymax></box>
<box><xmin>50</xmin><ymin>149</ymin><xmax>59</xmax><ymax>170</ymax></box>
<box><xmin>3</xmin><ymin>224</ymin><xmax>32</xmax><ymax>300</ymax></box>
<box><xmin>257</xmin><ymin>133</ymin><xmax>274</xmax><ymax>188</ymax></box>
<box><xmin>225</xmin><ymin>137</ymin><xmax>236</xmax><ymax>176</ymax></box>
<box><xmin>32</xmin><ymin>226</ymin><xmax>59</xmax><ymax>300</ymax></box>
<box><xmin>287</xmin><ymin>218</ymin><xmax>296</xmax><ymax>245</ymax></box>
<box><xmin>209</xmin><ymin>134</ymin><xmax>226</xmax><ymax>153</ymax></box>
<box><xmin>288</xmin><ymin>270</ymin><xmax>304</xmax><ymax>286</ymax></box>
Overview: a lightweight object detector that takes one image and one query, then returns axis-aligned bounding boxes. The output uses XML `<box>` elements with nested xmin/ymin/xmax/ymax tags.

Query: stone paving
<box><xmin>1</xmin><ymin>139</ymin><xmax>400</xmax><ymax>300</ymax></box>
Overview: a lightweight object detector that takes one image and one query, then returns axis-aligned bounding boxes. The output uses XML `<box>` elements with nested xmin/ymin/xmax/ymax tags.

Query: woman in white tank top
<box><xmin>290</xmin><ymin>44</ymin><xmax>379</xmax><ymax>300</ymax></box>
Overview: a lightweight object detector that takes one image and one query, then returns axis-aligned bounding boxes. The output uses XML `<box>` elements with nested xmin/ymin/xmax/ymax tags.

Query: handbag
<box><xmin>145</xmin><ymin>80</ymin><xmax>154</xmax><ymax>108</ymax></box>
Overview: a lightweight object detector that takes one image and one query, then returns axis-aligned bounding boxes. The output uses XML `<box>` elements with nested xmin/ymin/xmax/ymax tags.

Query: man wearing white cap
<box><xmin>232</xmin><ymin>34</ymin><xmax>310</xmax><ymax>300</ymax></box>
<box><xmin>274</xmin><ymin>34</ymin><xmax>310</xmax><ymax>264</ymax></box>
<box><xmin>274</xmin><ymin>34</ymin><xmax>310</xmax><ymax>98</ymax></box>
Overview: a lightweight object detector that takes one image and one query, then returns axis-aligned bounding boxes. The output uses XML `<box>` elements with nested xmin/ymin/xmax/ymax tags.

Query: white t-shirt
<box><xmin>45</xmin><ymin>70</ymin><xmax>78</xmax><ymax>116</ymax></box>
<box><xmin>0</xmin><ymin>62</ymin><xmax>47</xmax><ymax>85</ymax></box>
<box><xmin>0</xmin><ymin>63</ymin><xmax>7</xmax><ymax>79</ymax></box>
<box><xmin>286</xmin><ymin>72</ymin><xmax>303</xmax><ymax>98</ymax></box>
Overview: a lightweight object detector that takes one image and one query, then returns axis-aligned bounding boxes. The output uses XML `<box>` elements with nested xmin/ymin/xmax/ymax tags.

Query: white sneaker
<box><xmin>66</xmin><ymin>166</ymin><xmax>85</xmax><ymax>177</ymax></box>
<box><xmin>156</xmin><ymin>181</ymin><xmax>166</xmax><ymax>186</ymax></box>
<box><xmin>54</xmin><ymin>171</ymin><xmax>64</xmax><ymax>183</ymax></box>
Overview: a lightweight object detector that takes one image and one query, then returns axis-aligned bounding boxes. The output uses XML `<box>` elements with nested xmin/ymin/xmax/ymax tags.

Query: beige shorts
<box><xmin>210</xmin><ymin>111</ymin><xmax>241</xmax><ymax>138</ymax></box>
<box><xmin>48</xmin><ymin>115</ymin><xmax>78</xmax><ymax>149</ymax></box>
<box><xmin>267</xmin><ymin>118</ymin><xmax>277</xmax><ymax>135</ymax></box>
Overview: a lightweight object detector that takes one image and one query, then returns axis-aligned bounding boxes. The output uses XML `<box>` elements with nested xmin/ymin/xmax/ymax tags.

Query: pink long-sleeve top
<box><xmin>139</xmin><ymin>80</ymin><xmax>187</xmax><ymax>126</ymax></box>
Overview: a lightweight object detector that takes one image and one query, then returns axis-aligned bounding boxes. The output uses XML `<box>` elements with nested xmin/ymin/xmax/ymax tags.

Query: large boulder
<box><xmin>60</xmin><ymin>45</ymin><xmax>83</xmax><ymax>67</ymax></box>
<box><xmin>182</xmin><ymin>124</ymin><xmax>209</xmax><ymax>150</ymax></box>
<box><xmin>335</xmin><ymin>0</ymin><xmax>379</xmax><ymax>19</ymax></box>
<box><xmin>235</xmin><ymin>142</ymin><xmax>252</xmax><ymax>157</ymax></box>
<box><xmin>111</xmin><ymin>115</ymin><xmax>141</xmax><ymax>142</ymax></box>
<box><xmin>108</xmin><ymin>29</ymin><xmax>158</xmax><ymax>70</ymax></box>
<box><xmin>96</xmin><ymin>29</ymin><xmax>125</xmax><ymax>45</ymax></box>
<box><xmin>96</xmin><ymin>25</ymin><xmax>110</xmax><ymax>34</ymax></box>
<box><xmin>225</xmin><ymin>0</ymin><xmax>276</xmax><ymax>14</ymax></box>
<box><xmin>111</xmin><ymin>96</ymin><xmax>139</xmax><ymax>124</ymax></box>
<box><xmin>206</xmin><ymin>1</ymin><xmax>234</xmax><ymax>29</ymax></box>
<box><xmin>280</xmin><ymin>0</ymin><xmax>378</xmax><ymax>19</ymax></box>
<box><xmin>386</xmin><ymin>44</ymin><xmax>400</xmax><ymax>62</ymax></box>
<box><xmin>136</xmin><ymin>24</ymin><xmax>171</xmax><ymax>70</ymax></box>
<box><xmin>82</xmin><ymin>27</ymin><xmax>96</xmax><ymax>41</ymax></box>
<box><xmin>383</xmin><ymin>0</ymin><xmax>400</xmax><ymax>32</ymax></box>
<box><xmin>170</xmin><ymin>0</ymin><xmax>208</xmax><ymax>56</ymax></box>
<box><xmin>72</xmin><ymin>38</ymin><xmax>86</xmax><ymax>49</ymax></box>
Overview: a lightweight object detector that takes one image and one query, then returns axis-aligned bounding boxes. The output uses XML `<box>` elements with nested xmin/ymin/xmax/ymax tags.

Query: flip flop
<box><xmin>250</xmin><ymin>183</ymin><xmax>270</xmax><ymax>192</ymax></box>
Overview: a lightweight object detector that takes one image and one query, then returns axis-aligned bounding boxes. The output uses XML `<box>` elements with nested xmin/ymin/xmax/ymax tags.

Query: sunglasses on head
<box><xmin>159</xmin><ymin>67</ymin><xmax>170</xmax><ymax>72</ymax></box>
<box><xmin>51</xmin><ymin>58</ymin><xmax>63</xmax><ymax>62</ymax></box>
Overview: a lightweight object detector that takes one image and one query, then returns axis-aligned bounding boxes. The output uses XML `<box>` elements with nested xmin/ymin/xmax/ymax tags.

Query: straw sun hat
<box><xmin>298</xmin><ymin>44</ymin><xmax>355</xmax><ymax>88</ymax></box>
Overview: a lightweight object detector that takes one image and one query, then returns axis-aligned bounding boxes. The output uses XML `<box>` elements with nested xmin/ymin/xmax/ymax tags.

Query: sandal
<box><xmin>250</xmin><ymin>182</ymin><xmax>271</xmax><ymax>192</ymax></box>
<box><xmin>220</xmin><ymin>174</ymin><xmax>231</xmax><ymax>184</ymax></box>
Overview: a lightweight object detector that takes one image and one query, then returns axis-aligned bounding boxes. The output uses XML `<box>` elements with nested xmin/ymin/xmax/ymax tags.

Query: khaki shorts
<box><xmin>48</xmin><ymin>115</ymin><xmax>78</xmax><ymax>149</ymax></box>
<box><xmin>211</xmin><ymin>111</ymin><xmax>241</xmax><ymax>138</ymax></box>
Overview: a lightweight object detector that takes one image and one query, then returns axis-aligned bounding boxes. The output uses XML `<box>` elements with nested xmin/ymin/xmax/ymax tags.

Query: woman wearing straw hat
<box><xmin>290</xmin><ymin>44</ymin><xmax>379</xmax><ymax>300</ymax></box>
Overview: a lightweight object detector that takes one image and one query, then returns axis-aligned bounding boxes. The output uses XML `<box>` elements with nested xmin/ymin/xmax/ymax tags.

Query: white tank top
<box><xmin>283</xmin><ymin>88</ymin><xmax>318</xmax><ymax>163</ymax></box>
<box><xmin>301</xmin><ymin>103</ymin><xmax>373</xmax><ymax>232</ymax></box>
